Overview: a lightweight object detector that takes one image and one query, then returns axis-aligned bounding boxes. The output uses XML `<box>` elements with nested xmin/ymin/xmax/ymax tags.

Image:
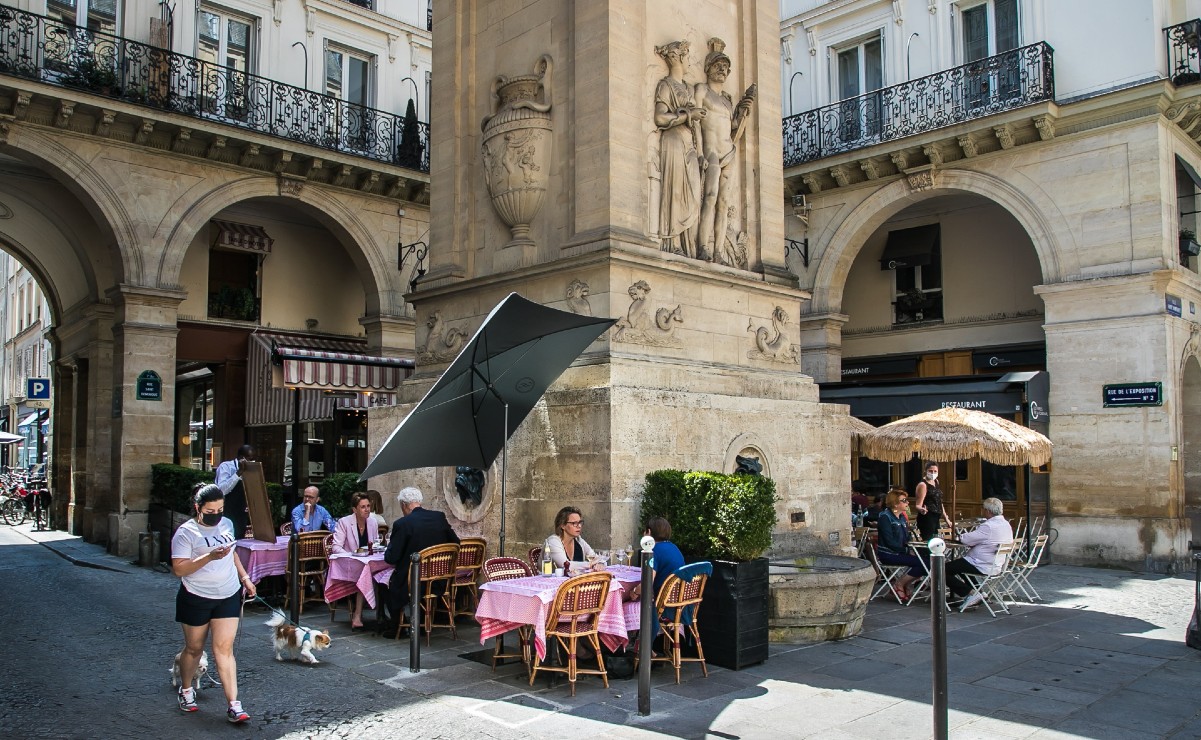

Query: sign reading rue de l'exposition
<box><xmin>1103</xmin><ymin>382</ymin><xmax>1162</xmax><ymax>408</ymax></box>
<box><xmin>136</xmin><ymin>370</ymin><xmax>162</xmax><ymax>401</ymax></box>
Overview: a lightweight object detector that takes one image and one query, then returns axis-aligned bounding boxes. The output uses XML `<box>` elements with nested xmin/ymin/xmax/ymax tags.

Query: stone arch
<box><xmin>0</xmin><ymin>126</ymin><xmax>141</xmax><ymax>286</ymax></box>
<box><xmin>807</xmin><ymin>168</ymin><xmax>1077</xmax><ymax>313</ymax></box>
<box><xmin>154</xmin><ymin>178</ymin><xmax>397</xmax><ymax>315</ymax></box>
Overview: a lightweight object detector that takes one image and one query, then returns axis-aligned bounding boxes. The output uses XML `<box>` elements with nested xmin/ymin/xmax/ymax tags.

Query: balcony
<box><xmin>0</xmin><ymin>6</ymin><xmax>429</xmax><ymax>173</ymax></box>
<box><xmin>783</xmin><ymin>42</ymin><xmax>1054</xmax><ymax>168</ymax></box>
<box><xmin>1167</xmin><ymin>19</ymin><xmax>1201</xmax><ymax>86</ymax></box>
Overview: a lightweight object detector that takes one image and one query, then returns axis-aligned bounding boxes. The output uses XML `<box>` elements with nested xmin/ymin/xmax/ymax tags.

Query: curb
<box><xmin>13</xmin><ymin>525</ymin><xmax>135</xmax><ymax>574</ymax></box>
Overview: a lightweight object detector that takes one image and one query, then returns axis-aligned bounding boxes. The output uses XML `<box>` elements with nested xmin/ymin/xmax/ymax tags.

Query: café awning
<box><xmin>820</xmin><ymin>376</ymin><xmax>1023</xmax><ymax>417</ymax></box>
<box><xmin>16</xmin><ymin>412</ymin><xmax>38</xmax><ymax>429</ymax></box>
<box><xmin>211</xmin><ymin>219</ymin><xmax>273</xmax><ymax>254</ymax></box>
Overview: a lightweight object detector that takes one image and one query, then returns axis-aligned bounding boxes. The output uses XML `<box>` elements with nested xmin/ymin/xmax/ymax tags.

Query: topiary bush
<box><xmin>640</xmin><ymin>469</ymin><xmax>779</xmax><ymax>562</ymax></box>
<box><xmin>151</xmin><ymin>463</ymin><xmax>215</xmax><ymax>515</ymax></box>
<box><xmin>319</xmin><ymin>472</ymin><xmax>365</xmax><ymax>519</ymax></box>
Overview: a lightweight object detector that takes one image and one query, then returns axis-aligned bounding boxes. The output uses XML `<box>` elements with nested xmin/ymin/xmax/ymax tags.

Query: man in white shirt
<box><xmin>946</xmin><ymin>497</ymin><xmax>1013</xmax><ymax>609</ymax></box>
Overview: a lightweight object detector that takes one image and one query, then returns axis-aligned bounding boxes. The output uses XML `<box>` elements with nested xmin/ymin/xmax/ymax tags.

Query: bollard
<box><xmin>637</xmin><ymin>535</ymin><xmax>655</xmax><ymax>716</ymax></box>
<box><xmin>409</xmin><ymin>553</ymin><xmax>421</xmax><ymax>672</ymax></box>
<box><xmin>929</xmin><ymin>537</ymin><xmax>948</xmax><ymax>740</ymax></box>
<box><xmin>288</xmin><ymin>532</ymin><xmax>300</xmax><ymax>626</ymax></box>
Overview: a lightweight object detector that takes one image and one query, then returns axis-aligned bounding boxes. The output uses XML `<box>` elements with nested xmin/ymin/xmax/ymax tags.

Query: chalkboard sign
<box><xmin>1103</xmin><ymin>382</ymin><xmax>1162</xmax><ymax>408</ymax></box>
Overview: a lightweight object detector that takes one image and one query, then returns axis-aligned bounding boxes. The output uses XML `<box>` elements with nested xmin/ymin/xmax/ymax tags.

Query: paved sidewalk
<box><xmin>9</xmin><ymin>523</ymin><xmax>1201</xmax><ymax>739</ymax></box>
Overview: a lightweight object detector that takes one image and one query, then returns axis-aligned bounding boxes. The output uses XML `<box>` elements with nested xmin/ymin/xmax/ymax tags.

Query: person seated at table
<box><xmin>947</xmin><ymin>497</ymin><xmax>1014</xmax><ymax>610</ymax></box>
<box><xmin>543</xmin><ymin>506</ymin><xmax>604</xmax><ymax>574</ymax></box>
<box><xmin>331</xmin><ymin>493</ymin><xmax>381</xmax><ymax>630</ymax></box>
<box><xmin>876</xmin><ymin>488</ymin><xmax>926</xmax><ymax>603</ymax></box>
<box><xmin>862</xmin><ymin>493</ymin><xmax>887</xmax><ymax>527</ymax></box>
<box><xmin>291</xmin><ymin>486</ymin><xmax>336</xmax><ymax>533</ymax></box>
<box><xmin>383</xmin><ymin>486</ymin><xmax>460</xmax><ymax>635</ymax></box>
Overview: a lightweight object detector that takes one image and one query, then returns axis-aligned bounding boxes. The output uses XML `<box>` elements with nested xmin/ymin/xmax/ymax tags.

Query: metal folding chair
<box><xmin>1007</xmin><ymin>534</ymin><xmax>1049</xmax><ymax>602</ymax></box>
<box><xmin>866</xmin><ymin>540</ymin><xmax>909</xmax><ymax>604</ymax></box>
<box><xmin>959</xmin><ymin>542</ymin><xmax>1017</xmax><ymax>616</ymax></box>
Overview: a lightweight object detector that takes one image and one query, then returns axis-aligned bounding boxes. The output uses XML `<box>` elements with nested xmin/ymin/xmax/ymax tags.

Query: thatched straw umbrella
<box><xmin>843</xmin><ymin>415</ymin><xmax>878</xmax><ymax>451</ymax></box>
<box><xmin>857</xmin><ymin>407</ymin><xmax>1052</xmax><ymax>530</ymax></box>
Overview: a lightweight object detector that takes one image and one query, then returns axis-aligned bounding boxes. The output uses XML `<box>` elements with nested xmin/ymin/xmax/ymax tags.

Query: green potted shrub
<box><xmin>640</xmin><ymin>469</ymin><xmax>778</xmax><ymax>670</ymax></box>
<box><xmin>318</xmin><ymin>472</ymin><xmax>365</xmax><ymax>518</ymax></box>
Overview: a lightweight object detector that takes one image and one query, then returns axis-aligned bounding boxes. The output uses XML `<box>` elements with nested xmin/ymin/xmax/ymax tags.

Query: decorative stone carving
<box><xmin>957</xmin><ymin>135</ymin><xmax>978</xmax><ymax>158</ymax></box>
<box><xmin>829</xmin><ymin>165</ymin><xmax>850</xmax><ymax>187</ymax></box>
<box><xmin>565</xmin><ymin>279</ymin><xmax>592</xmax><ymax>316</ymax></box>
<box><xmin>206</xmin><ymin>136</ymin><xmax>226</xmax><ymax>159</ymax></box>
<box><xmin>94</xmin><ymin>109</ymin><xmax>116</xmax><ymax>137</ymax></box>
<box><xmin>1034</xmin><ymin>115</ymin><xmax>1056</xmax><ymax>140</ymax></box>
<box><xmin>417</xmin><ymin>310</ymin><xmax>469</xmax><ymax>363</ymax></box>
<box><xmin>994</xmin><ymin>124</ymin><xmax>1015</xmax><ymax>149</ymax></box>
<box><xmin>716</xmin><ymin>206</ymin><xmax>749</xmax><ymax>270</ymax></box>
<box><xmin>860</xmin><ymin>159</ymin><xmax>879</xmax><ymax>180</ymax></box>
<box><xmin>172</xmin><ymin>128</ymin><xmax>192</xmax><ymax>153</ymax></box>
<box><xmin>905</xmin><ymin>164</ymin><xmax>938</xmax><ymax>192</ymax></box>
<box><xmin>438</xmin><ymin>460</ymin><xmax>496</xmax><ymax>524</ymax></box>
<box><xmin>13</xmin><ymin>91</ymin><xmax>32</xmax><ymax>120</ymax></box>
<box><xmin>239</xmin><ymin>143</ymin><xmax>260</xmax><ymax>167</ymax></box>
<box><xmin>653</xmin><ymin>40</ymin><xmax>703</xmax><ymax>258</ymax></box>
<box><xmin>922</xmin><ymin>143</ymin><xmax>943</xmax><ymax>166</ymax></box>
<box><xmin>801</xmin><ymin>172</ymin><xmax>822</xmax><ymax>193</ymax></box>
<box><xmin>747</xmin><ymin>306</ymin><xmax>800</xmax><ymax>364</ymax></box>
<box><xmin>278</xmin><ymin>174</ymin><xmax>305</xmax><ymax>198</ymax></box>
<box><xmin>613</xmin><ymin>280</ymin><xmax>683</xmax><ymax>347</ymax></box>
<box><xmin>890</xmin><ymin>151</ymin><xmax>909</xmax><ymax>170</ymax></box>
<box><xmin>55</xmin><ymin>100</ymin><xmax>76</xmax><ymax>129</ymax></box>
<box><xmin>481</xmin><ymin>54</ymin><xmax>553</xmax><ymax>250</ymax></box>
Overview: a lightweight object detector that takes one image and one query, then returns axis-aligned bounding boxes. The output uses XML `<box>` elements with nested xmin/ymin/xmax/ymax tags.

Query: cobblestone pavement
<box><xmin>3</xmin><ymin>523</ymin><xmax>1201</xmax><ymax>739</ymax></box>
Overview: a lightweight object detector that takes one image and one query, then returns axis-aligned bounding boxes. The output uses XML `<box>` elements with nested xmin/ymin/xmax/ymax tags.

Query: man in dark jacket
<box><xmin>382</xmin><ymin>486</ymin><xmax>459</xmax><ymax>633</ymax></box>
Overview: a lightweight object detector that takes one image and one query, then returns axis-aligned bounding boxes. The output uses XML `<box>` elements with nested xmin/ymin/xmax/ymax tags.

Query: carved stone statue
<box><xmin>735</xmin><ymin>454</ymin><xmax>763</xmax><ymax>475</ymax></box>
<box><xmin>747</xmin><ymin>306</ymin><xmax>799</xmax><ymax>364</ymax></box>
<box><xmin>653</xmin><ymin>41</ymin><xmax>704</xmax><ymax>258</ymax></box>
<box><xmin>565</xmin><ymin>279</ymin><xmax>592</xmax><ymax>316</ymax></box>
<box><xmin>417</xmin><ymin>310</ymin><xmax>468</xmax><ymax>363</ymax></box>
<box><xmin>613</xmin><ymin>280</ymin><xmax>683</xmax><ymax>347</ymax></box>
<box><xmin>454</xmin><ymin>466</ymin><xmax>486</xmax><ymax>508</ymax></box>
<box><xmin>695</xmin><ymin>38</ymin><xmax>755</xmax><ymax>262</ymax></box>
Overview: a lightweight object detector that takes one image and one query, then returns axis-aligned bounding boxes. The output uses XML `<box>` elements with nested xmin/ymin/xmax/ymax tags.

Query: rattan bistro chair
<box><xmin>452</xmin><ymin>537</ymin><xmax>487</xmax><ymax>618</ymax></box>
<box><xmin>528</xmin><ymin>546</ymin><xmax>543</xmax><ymax>573</ymax></box>
<box><xmin>528</xmin><ymin>571</ymin><xmax>611</xmax><ymax>696</ymax></box>
<box><xmin>283</xmin><ymin>531</ymin><xmax>330</xmax><ymax>616</ymax></box>
<box><xmin>647</xmin><ymin>561</ymin><xmax>712</xmax><ymax>684</ymax></box>
<box><xmin>482</xmin><ymin>556</ymin><xmax>534</xmax><ymax>670</ymax></box>
<box><xmin>395</xmin><ymin>543</ymin><xmax>460</xmax><ymax>645</ymax></box>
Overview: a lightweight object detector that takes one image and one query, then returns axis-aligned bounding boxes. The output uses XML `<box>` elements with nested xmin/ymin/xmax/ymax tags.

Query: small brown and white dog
<box><xmin>266</xmin><ymin>610</ymin><xmax>331</xmax><ymax>664</ymax></box>
<box><xmin>170</xmin><ymin>650</ymin><xmax>210</xmax><ymax>691</ymax></box>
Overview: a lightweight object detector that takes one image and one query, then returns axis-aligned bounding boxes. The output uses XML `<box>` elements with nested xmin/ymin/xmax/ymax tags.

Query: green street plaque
<box><xmin>137</xmin><ymin>370</ymin><xmax>162</xmax><ymax>401</ymax></box>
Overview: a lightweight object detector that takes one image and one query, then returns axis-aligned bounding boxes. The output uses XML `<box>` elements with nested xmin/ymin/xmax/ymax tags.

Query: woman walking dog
<box><xmin>171</xmin><ymin>483</ymin><xmax>256</xmax><ymax>722</ymax></box>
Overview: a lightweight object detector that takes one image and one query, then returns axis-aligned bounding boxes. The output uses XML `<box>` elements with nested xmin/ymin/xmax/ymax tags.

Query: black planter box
<box><xmin>696</xmin><ymin>557</ymin><xmax>769</xmax><ymax>670</ymax></box>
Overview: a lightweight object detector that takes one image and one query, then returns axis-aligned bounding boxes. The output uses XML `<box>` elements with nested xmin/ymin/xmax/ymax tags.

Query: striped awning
<box><xmin>211</xmin><ymin>219</ymin><xmax>273</xmax><ymax>254</ymax></box>
<box><xmin>245</xmin><ymin>333</ymin><xmax>413</xmax><ymax>427</ymax></box>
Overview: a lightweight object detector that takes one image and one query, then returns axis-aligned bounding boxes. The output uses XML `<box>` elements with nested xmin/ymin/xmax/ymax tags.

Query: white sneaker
<box><xmin>227</xmin><ymin>701</ymin><xmax>250</xmax><ymax>724</ymax></box>
<box><xmin>177</xmin><ymin>686</ymin><xmax>197</xmax><ymax>713</ymax></box>
<box><xmin>959</xmin><ymin>592</ymin><xmax>985</xmax><ymax>612</ymax></box>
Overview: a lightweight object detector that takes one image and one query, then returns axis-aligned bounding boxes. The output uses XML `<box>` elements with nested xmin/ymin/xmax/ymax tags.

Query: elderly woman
<box><xmin>543</xmin><ymin>506</ymin><xmax>602</xmax><ymax>575</ymax></box>
<box><xmin>331</xmin><ymin>492</ymin><xmax>381</xmax><ymax>630</ymax></box>
<box><xmin>876</xmin><ymin>488</ymin><xmax>926</xmax><ymax>603</ymax></box>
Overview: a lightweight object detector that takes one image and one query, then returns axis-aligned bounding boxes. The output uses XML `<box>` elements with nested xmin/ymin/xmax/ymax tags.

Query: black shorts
<box><xmin>175</xmin><ymin>584</ymin><xmax>243</xmax><ymax>626</ymax></box>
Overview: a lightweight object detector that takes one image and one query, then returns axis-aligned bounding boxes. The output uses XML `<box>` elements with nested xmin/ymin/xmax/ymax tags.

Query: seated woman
<box><xmin>542</xmin><ymin>506</ymin><xmax>602</xmax><ymax>575</ymax></box>
<box><xmin>330</xmin><ymin>492</ymin><xmax>381</xmax><ymax>630</ymax></box>
<box><xmin>876</xmin><ymin>488</ymin><xmax>926</xmax><ymax>602</ymax></box>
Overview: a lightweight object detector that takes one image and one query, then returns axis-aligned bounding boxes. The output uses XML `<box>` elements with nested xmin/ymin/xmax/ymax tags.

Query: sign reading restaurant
<box><xmin>1102</xmin><ymin>382</ymin><xmax>1162</xmax><ymax>408</ymax></box>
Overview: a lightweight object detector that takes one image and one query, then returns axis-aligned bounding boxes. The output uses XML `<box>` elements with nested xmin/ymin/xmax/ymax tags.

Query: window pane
<box><xmin>895</xmin><ymin>267</ymin><xmax>916</xmax><ymax>293</ymax></box>
<box><xmin>838</xmin><ymin>48</ymin><xmax>860</xmax><ymax>100</ymax></box>
<box><xmin>982</xmin><ymin>459</ymin><xmax>1017</xmax><ymax>500</ymax></box>
<box><xmin>325</xmin><ymin>50</ymin><xmax>343</xmax><ymax>98</ymax></box>
<box><xmin>864</xmin><ymin>39</ymin><xmax>883</xmax><ymax>92</ymax></box>
<box><xmin>226</xmin><ymin>19</ymin><xmax>250</xmax><ymax>73</ymax></box>
<box><xmin>198</xmin><ymin>11</ymin><xmax>219</xmax><ymax>63</ymax></box>
<box><xmin>995</xmin><ymin>0</ymin><xmax>1019</xmax><ymax>52</ymax></box>
<box><xmin>347</xmin><ymin>56</ymin><xmax>369</xmax><ymax>107</ymax></box>
<box><xmin>962</xmin><ymin>4</ymin><xmax>988</xmax><ymax>61</ymax></box>
<box><xmin>922</xmin><ymin>250</ymin><xmax>942</xmax><ymax>289</ymax></box>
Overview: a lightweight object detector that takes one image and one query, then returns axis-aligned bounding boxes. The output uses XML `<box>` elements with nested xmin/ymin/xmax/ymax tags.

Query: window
<box><xmin>207</xmin><ymin>249</ymin><xmax>260</xmax><ymax>322</ymax></box>
<box><xmin>325</xmin><ymin>45</ymin><xmax>373</xmax><ymax>150</ymax></box>
<box><xmin>959</xmin><ymin>0</ymin><xmax>1020</xmax><ymax>108</ymax></box>
<box><xmin>834</xmin><ymin>35</ymin><xmax>884</xmax><ymax>145</ymax></box>
<box><xmin>46</xmin><ymin>0</ymin><xmax>119</xmax><ymax>34</ymax></box>
<box><xmin>197</xmin><ymin>7</ymin><xmax>255</xmax><ymax>119</ymax></box>
<box><xmin>887</xmin><ymin>225</ymin><xmax>943</xmax><ymax>326</ymax></box>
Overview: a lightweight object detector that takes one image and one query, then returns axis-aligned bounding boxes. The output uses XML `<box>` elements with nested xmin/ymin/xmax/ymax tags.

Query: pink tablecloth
<box><xmin>324</xmin><ymin>553</ymin><xmax>394</xmax><ymax>609</ymax></box>
<box><xmin>475</xmin><ymin>566</ymin><xmax>642</xmax><ymax>661</ymax></box>
<box><xmin>235</xmin><ymin>536</ymin><xmax>289</xmax><ymax>584</ymax></box>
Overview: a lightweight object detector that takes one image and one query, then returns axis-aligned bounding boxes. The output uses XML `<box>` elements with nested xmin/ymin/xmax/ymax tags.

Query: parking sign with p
<box><xmin>27</xmin><ymin>378</ymin><xmax>50</xmax><ymax>408</ymax></box>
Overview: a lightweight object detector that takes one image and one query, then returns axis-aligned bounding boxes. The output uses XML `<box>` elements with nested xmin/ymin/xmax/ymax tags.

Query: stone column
<box><xmin>107</xmin><ymin>285</ymin><xmax>184</xmax><ymax>556</ymax></box>
<box><xmin>796</xmin><ymin>312</ymin><xmax>848</xmax><ymax>383</ymax></box>
<box><xmin>50</xmin><ymin>353</ymin><xmax>73</xmax><ymax>530</ymax></box>
<box><xmin>361</xmin><ymin>315</ymin><xmax>416</xmax><ymax>357</ymax></box>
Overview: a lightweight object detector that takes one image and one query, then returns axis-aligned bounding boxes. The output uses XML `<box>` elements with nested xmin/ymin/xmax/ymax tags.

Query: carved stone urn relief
<box><xmin>481</xmin><ymin>54</ymin><xmax>553</xmax><ymax>250</ymax></box>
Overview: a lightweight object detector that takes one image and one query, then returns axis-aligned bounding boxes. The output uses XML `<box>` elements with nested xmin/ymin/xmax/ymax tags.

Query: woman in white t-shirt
<box><xmin>170</xmin><ymin>483</ymin><xmax>256</xmax><ymax>723</ymax></box>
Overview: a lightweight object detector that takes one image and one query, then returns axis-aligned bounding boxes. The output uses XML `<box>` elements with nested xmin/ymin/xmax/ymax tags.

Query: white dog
<box><xmin>266</xmin><ymin>610</ymin><xmax>331</xmax><ymax>664</ymax></box>
<box><xmin>170</xmin><ymin>650</ymin><xmax>210</xmax><ymax>691</ymax></box>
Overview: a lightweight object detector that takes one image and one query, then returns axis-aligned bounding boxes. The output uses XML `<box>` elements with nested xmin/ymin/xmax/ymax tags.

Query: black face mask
<box><xmin>201</xmin><ymin>512</ymin><xmax>222</xmax><ymax>527</ymax></box>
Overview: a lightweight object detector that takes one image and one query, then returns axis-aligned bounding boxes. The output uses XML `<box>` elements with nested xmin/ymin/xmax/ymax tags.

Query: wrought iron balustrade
<box><xmin>0</xmin><ymin>6</ymin><xmax>429</xmax><ymax>172</ymax></box>
<box><xmin>1167</xmin><ymin>19</ymin><xmax>1201</xmax><ymax>86</ymax></box>
<box><xmin>783</xmin><ymin>42</ymin><xmax>1054</xmax><ymax>168</ymax></box>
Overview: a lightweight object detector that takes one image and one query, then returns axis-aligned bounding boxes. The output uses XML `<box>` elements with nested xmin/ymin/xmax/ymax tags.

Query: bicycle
<box><xmin>0</xmin><ymin>485</ymin><xmax>28</xmax><ymax>525</ymax></box>
<box><xmin>26</xmin><ymin>481</ymin><xmax>50</xmax><ymax>531</ymax></box>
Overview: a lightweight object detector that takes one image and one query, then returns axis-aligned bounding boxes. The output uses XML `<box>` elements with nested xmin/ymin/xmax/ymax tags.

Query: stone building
<box><xmin>783</xmin><ymin>0</ymin><xmax>1201</xmax><ymax>571</ymax></box>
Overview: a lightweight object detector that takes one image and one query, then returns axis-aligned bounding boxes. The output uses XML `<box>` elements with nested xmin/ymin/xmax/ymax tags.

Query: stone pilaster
<box><xmin>796</xmin><ymin>312</ymin><xmax>849</xmax><ymax>383</ymax></box>
<box><xmin>360</xmin><ymin>314</ymin><xmax>416</xmax><ymax>357</ymax></box>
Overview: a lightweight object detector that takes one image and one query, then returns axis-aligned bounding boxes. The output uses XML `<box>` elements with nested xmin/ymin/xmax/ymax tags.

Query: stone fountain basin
<box><xmin>768</xmin><ymin>555</ymin><xmax>875</xmax><ymax>643</ymax></box>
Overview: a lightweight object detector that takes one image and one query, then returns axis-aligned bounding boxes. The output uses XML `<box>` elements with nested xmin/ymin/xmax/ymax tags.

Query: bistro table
<box><xmin>235</xmin><ymin>536</ymin><xmax>289</xmax><ymax>584</ymax></box>
<box><xmin>325</xmin><ymin>551</ymin><xmax>394</xmax><ymax>610</ymax></box>
<box><xmin>476</xmin><ymin>565</ymin><xmax>642</xmax><ymax>662</ymax></box>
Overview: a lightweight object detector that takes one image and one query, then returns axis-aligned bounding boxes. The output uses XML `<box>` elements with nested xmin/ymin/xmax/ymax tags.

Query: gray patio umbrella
<box><xmin>361</xmin><ymin>292</ymin><xmax>616</xmax><ymax>554</ymax></box>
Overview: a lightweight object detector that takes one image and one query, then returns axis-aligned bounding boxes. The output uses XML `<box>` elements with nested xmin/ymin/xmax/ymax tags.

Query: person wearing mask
<box><xmin>913</xmin><ymin>461</ymin><xmax>952</xmax><ymax>541</ymax></box>
<box><xmin>290</xmin><ymin>486</ymin><xmax>335</xmax><ymax>533</ymax></box>
<box><xmin>214</xmin><ymin>445</ymin><xmax>254</xmax><ymax>539</ymax></box>
<box><xmin>170</xmin><ymin>483</ymin><xmax>256</xmax><ymax>723</ymax></box>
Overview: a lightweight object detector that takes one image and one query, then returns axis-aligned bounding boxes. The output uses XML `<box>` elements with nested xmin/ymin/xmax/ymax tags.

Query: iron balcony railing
<box><xmin>783</xmin><ymin>41</ymin><xmax>1054</xmax><ymax>168</ymax></box>
<box><xmin>0</xmin><ymin>6</ymin><xmax>429</xmax><ymax>172</ymax></box>
<box><xmin>1167</xmin><ymin>19</ymin><xmax>1201</xmax><ymax>86</ymax></box>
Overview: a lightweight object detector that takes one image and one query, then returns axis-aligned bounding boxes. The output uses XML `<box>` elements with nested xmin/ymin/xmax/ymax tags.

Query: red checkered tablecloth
<box><xmin>235</xmin><ymin>536</ymin><xmax>289</xmax><ymax>584</ymax></box>
<box><xmin>325</xmin><ymin>553</ymin><xmax>394</xmax><ymax>609</ymax></box>
<box><xmin>475</xmin><ymin>566</ymin><xmax>642</xmax><ymax>660</ymax></box>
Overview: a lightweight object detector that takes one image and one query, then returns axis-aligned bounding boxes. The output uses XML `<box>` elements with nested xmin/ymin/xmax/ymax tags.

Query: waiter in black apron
<box><xmin>215</xmin><ymin>445</ymin><xmax>255</xmax><ymax>539</ymax></box>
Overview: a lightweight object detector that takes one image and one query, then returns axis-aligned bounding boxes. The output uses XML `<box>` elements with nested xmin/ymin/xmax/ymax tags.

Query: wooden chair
<box><xmin>280</xmin><ymin>521</ymin><xmax>293</xmax><ymax>536</ymax></box>
<box><xmin>283</xmin><ymin>531</ymin><xmax>330</xmax><ymax>616</ymax></box>
<box><xmin>528</xmin><ymin>571</ymin><xmax>611</xmax><ymax>696</ymax></box>
<box><xmin>395</xmin><ymin>543</ymin><xmax>460</xmax><ymax>645</ymax></box>
<box><xmin>482</xmin><ymin>556</ymin><xmax>533</xmax><ymax>670</ymax></box>
<box><xmin>647</xmin><ymin>561</ymin><xmax>712</xmax><ymax>684</ymax></box>
<box><xmin>527</xmin><ymin>546</ymin><xmax>543</xmax><ymax>573</ymax></box>
<box><xmin>452</xmin><ymin>537</ymin><xmax>487</xmax><ymax>618</ymax></box>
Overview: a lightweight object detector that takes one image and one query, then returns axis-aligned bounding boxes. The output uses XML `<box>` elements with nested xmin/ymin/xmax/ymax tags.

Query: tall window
<box><xmin>46</xmin><ymin>0</ymin><xmax>118</xmax><ymax>34</ymax></box>
<box><xmin>835</xmin><ymin>35</ymin><xmax>884</xmax><ymax>144</ymax></box>
<box><xmin>197</xmin><ymin>7</ymin><xmax>254</xmax><ymax>119</ymax></box>
<box><xmin>960</xmin><ymin>0</ymin><xmax>1020</xmax><ymax>107</ymax></box>
<box><xmin>893</xmin><ymin>248</ymin><xmax>943</xmax><ymax>325</ymax></box>
<box><xmin>325</xmin><ymin>46</ymin><xmax>373</xmax><ymax>149</ymax></box>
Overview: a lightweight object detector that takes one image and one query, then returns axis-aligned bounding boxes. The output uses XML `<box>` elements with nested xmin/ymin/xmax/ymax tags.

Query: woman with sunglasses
<box><xmin>542</xmin><ymin>506</ymin><xmax>601</xmax><ymax>575</ymax></box>
<box><xmin>876</xmin><ymin>488</ymin><xmax>925</xmax><ymax>602</ymax></box>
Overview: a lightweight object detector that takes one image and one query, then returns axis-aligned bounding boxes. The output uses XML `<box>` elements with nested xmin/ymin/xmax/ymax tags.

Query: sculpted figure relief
<box><xmin>565</xmin><ymin>279</ymin><xmax>593</xmax><ymax>316</ymax></box>
<box><xmin>747</xmin><ymin>306</ymin><xmax>800</xmax><ymax>364</ymax></box>
<box><xmin>417</xmin><ymin>310</ymin><xmax>469</xmax><ymax>364</ymax></box>
<box><xmin>613</xmin><ymin>280</ymin><xmax>683</xmax><ymax>348</ymax></box>
<box><xmin>654</xmin><ymin>41</ymin><xmax>704</xmax><ymax>258</ymax></box>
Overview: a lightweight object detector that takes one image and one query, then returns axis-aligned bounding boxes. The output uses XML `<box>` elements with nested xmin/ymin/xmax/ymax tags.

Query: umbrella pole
<box><xmin>499</xmin><ymin>401</ymin><xmax>508</xmax><ymax>556</ymax></box>
<box><xmin>950</xmin><ymin>467</ymin><xmax>957</xmax><ymax>533</ymax></box>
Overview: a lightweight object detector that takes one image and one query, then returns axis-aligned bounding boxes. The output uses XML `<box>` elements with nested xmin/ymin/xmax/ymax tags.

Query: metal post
<box><xmin>409</xmin><ymin>553</ymin><xmax>421</xmax><ymax>672</ymax></box>
<box><xmin>637</xmin><ymin>541</ymin><xmax>654</xmax><ymax>716</ymax></box>
<box><xmin>292</xmin><ymin>41</ymin><xmax>308</xmax><ymax>91</ymax></box>
<box><xmin>288</xmin><ymin>531</ymin><xmax>300</xmax><ymax>626</ymax></box>
<box><xmin>499</xmin><ymin>401</ymin><xmax>508</xmax><ymax>556</ymax></box>
<box><xmin>930</xmin><ymin>541</ymin><xmax>948</xmax><ymax>740</ymax></box>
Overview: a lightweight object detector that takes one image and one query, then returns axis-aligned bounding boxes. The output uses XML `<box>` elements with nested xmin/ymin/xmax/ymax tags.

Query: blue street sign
<box><xmin>26</xmin><ymin>377</ymin><xmax>50</xmax><ymax>401</ymax></box>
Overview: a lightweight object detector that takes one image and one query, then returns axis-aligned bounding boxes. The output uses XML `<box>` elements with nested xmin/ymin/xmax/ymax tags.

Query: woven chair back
<box><xmin>417</xmin><ymin>543</ymin><xmax>460</xmax><ymax>583</ymax></box>
<box><xmin>287</xmin><ymin>531</ymin><xmax>330</xmax><ymax>576</ymax></box>
<box><xmin>546</xmin><ymin>572</ymin><xmax>610</xmax><ymax>637</ymax></box>
<box><xmin>527</xmin><ymin>546</ymin><xmax>543</xmax><ymax>572</ymax></box>
<box><xmin>457</xmin><ymin>538</ymin><xmax>487</xmax><ymax>569</ymax></box>
<box><xmin>656</xmin><ymin>561</ymin><xmax>712</xmax><ymax>610</ymax></box>
<box><xmin>483</xmin><ymin>556</ymin><xmax>532</xmax><ymax>581</ymax></box>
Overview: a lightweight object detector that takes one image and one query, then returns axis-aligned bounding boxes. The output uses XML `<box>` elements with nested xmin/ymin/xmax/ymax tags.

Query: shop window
<box><xmin>175</xmin><ymin>374</ymin><xmax>214</xmax><ymax>471</ymax></box>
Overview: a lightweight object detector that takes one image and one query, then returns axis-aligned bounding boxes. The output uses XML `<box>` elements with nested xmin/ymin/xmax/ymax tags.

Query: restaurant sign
<box><xmin>1102</xmin><ymin>382</ymin><xmax>1161</xmax><ymax>408</ymax></box>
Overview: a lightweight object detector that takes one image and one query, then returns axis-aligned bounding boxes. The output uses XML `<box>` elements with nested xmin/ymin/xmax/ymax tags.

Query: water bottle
<box><xmin>541</xmin><ymin>550</ymin><xmax>552</xmax><ymax>576</ymax></box>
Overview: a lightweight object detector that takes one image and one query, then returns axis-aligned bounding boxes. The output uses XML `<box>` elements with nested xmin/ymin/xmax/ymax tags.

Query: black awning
<box><xmin>971</xmin><ymin>345</ymin><xmax>1046</xmax><ymax>370</ymax></box>
<box><xmin>880</xmin><ymin>224</ymin><xmax>940</xmax><ymax>270</ymax></box>
<box><xmin>841</xmin><ymin>355</ymin><xmax>919</xmax><ymax>378</ymax></box>
<box><xmin>820</xmin><ymin>376</ymin><xmax>1023</xmax><ymax>417</ymax></box>
<box><xmin>1177</xmin><ymin>154</ymin><xmax>1201</xmax><ymax>192</ymax></box>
